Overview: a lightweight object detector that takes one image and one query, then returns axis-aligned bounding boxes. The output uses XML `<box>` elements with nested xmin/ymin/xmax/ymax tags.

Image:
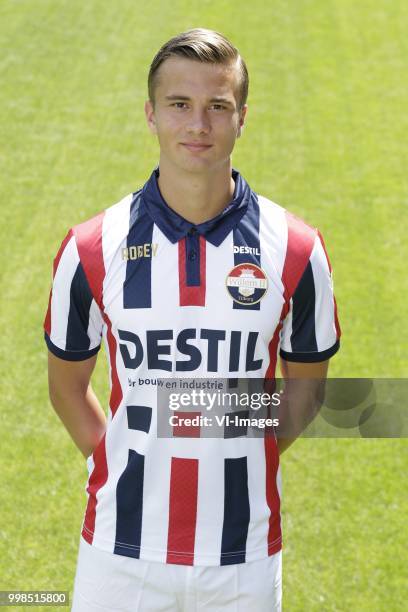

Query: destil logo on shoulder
<box><xmin>117</xmin><ymin>328</ymin><xmax>263</xmax><ymax>373</ymax></box>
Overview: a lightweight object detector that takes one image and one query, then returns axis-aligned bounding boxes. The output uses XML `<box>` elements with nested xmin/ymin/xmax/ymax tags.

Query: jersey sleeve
<box><xmin>43</xmin><ymin>230</ymin><xmax>104</xmax><ymax>361</ymax></box>
<box><xmin>279</xmin><ymin>231</ymin><xmax>341</xmax><ymax>362</ymax></box>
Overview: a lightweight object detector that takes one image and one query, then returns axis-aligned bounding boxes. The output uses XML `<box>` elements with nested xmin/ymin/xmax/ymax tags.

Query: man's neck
<box><xmin>157</xmin><ymin>160</ymin><xmax>235</xmax><ymax>225</ymax></box>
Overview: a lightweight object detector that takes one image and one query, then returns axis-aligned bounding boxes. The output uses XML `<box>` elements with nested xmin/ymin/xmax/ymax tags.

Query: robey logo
<box><xmin>122</xmin><ymin>243</ymin><xmax>158</xmax><ymax>260</ymax></box>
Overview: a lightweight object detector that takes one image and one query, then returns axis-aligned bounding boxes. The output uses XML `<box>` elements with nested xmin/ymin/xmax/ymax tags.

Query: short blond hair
<box><xmin>148</xmin><ymin>28</ymin><xmax>249</xmax><ymax>109</ymax></box>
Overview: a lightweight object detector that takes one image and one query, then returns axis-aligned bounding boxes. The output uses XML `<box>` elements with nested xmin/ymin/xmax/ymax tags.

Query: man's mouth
<box><xmin>181</xmin><ymin>143</ymin><xmax>213</xmax><ymax>152</ymax></box>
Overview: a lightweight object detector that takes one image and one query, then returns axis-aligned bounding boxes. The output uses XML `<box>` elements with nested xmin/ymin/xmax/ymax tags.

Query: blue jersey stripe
<box><xmin>228</xmin><ymin>331</ymin><xmax>241</xmax><ymax>371</ymax></box>
<box><xmin>127</xmin><ymin>405</ymin><xmax>152</xmax><ymax>433</ymax></box>
<box><xmin>185</xmin><ymin>232</ymin><xmax>201</xmax><ymax>286</ymax></box>
<box><xmin>220</xmin><ymin>456</ymin><xmax>250</xmax><ymax>565</ymax></box>
<box><xmin>114</xmin><ymin>449</ymin><xmax>144</xmax><ymax>558</ymax></box>
<box><xmin>224</xmin><ymin>410</ymin><xmax>249</xmax><ymax>438</ymax></box>
<box><xmin>232</xmin><ymin>193</ymin><xmax>261</xmax><ymax>310</ymax></box>
<box><xmin>291</xmin><ymin>261</ymin><xmax>318</xmax><ymax>352</ymax></box>
<box><xmin>66</xmin><ymin>262</ymin><xmax>93</xmax><ymax>351</ymax></box>
<box><xmin>124</xmin><ymin>195</ymin><xmax>154</xmax><ymax>309</ymax></box>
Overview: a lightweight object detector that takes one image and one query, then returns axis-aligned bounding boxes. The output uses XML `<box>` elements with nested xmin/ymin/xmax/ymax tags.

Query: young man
<box><xmin>44</xmin><ymin>28</ymin><xmax>340</xmax><ymax>611</ymax></box>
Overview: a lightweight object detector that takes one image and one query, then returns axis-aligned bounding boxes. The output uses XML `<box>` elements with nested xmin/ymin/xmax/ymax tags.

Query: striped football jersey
<box><xmin>44</xmin><ymin>168</ymin><xmax>340</xmax><ymax>566</ymax></box>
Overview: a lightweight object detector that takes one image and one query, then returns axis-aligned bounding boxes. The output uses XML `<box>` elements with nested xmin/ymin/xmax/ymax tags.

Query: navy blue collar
<box><xmin>141</xmin><ymin>167</ymin><xmax>251</xmax><ymax>246</ymax></box>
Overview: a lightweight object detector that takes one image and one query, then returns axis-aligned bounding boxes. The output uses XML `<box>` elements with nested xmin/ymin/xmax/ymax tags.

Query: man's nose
<box><xmin>186</xmin><ymin>109</ymin><xmax>211</xmax><ymax>134</ymax></box>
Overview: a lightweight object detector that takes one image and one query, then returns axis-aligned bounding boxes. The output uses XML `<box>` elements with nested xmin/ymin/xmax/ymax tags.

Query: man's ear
<box><xmin>237</xmin><ymin>104</ymin><xmax>248</xmax><ymax>138</ymax></box>
<box><xmin>145</xmin><ymin>100</ymin><xmax>157</xmax><ymax>135</ymax></box>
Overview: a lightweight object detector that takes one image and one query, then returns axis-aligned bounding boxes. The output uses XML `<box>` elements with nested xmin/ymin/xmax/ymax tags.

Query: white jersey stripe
<box><xmin>87</xmin><ymin>299</ymin><xmax>104</xmax><ymax>350</ymax></box>
<box><xmin>310</xmin><ymin>236</ymin><xmax>338</xmax><ymax>352</ymax></box>
<box><xmin>50</xmin><ymin>235</ymin><xmax>79</xmax><ymax>350</ymax></box>
<box><xmin>245</xmin><ymin>440</ymin><xmax>270</xmax><ymax>562</ymax></box>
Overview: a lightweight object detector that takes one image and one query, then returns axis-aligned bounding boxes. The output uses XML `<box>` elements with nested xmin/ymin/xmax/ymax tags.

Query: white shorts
<box><xmin>72</xmin><ymin>537</ymin><xmax>282</xmax><ymax>611</ymax></box>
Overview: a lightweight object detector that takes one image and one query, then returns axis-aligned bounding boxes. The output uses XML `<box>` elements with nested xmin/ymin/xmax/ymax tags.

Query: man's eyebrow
<box><xmin>164</xmin><ymin>95</ymin><xmax>234</xmax><ymax>105</ymax></box>
<box><xmin>209</xmin><ymin>97</ymin><xmax>234</xmax><ymax>105</ymax></box>
<box><xmin>164</xmin><ymin>95</ymin><xmax>190</xmax><ymax>100</ymax></box>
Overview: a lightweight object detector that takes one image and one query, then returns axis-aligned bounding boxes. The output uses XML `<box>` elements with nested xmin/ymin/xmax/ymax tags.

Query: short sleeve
<box><xmin>279</xmin><ymin>232</ymin><xmax>341</xmax><ymax>362</ymax></box>
<box><xmin>43</xmin><ymin>230</ymin><xmax>104</xmax><ymax>361</ymax></box>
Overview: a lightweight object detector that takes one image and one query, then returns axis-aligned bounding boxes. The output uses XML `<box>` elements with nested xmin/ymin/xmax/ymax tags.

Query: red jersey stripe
<box><xmin>72</xmin><ymin>211</ymin><xmax>111</xmax><ymax>545</ymax></box>
<box><xmin>166</xmin><ymin>457</ymin><xmax>199</xmax><ymax>565</ymax></box>
<box><xmin>82</xmin><ymin>435</ymin><xmax>108</xmax><ymax>544</ymax></box>
<box><xmin>43</xmin><ymin>290</ymin><xmax>52</xmax><ymax>337</ymax></box>
<box><xmin>103</xmin><ymin>311</ymin><xmax>123</xmax><ymax>417</ymax></box>
<box><xmin>264</xmin><ymin>211</ymin><xmax>316</xmax><ymax>554</ymax></box>
<box><xmin>283</xmin><ymin>212</ymin><xmax>317</xmax><ymax>306</ymax></box>
<box><xmin>264</xmin><ymin>432</ymin><xmax>282</xmax><ymax>555</ymax></box>
<box><xmin>265</xmin><ymin>322</ymin><xmax>283</xmax><ymax>382</ymax></box>
<box><xmin>53</xmin><ymin>229</ymin><xmax>73</xmax><ymax>277</ymax></box>
<box><xmin>178</xmin><ymin>236</ymin><xmax>206</xmax><ymax>306</ymax></box>
<box><xmin>73</xmin><ymin>212</ymin><xmax>106</xmax><ymax>311</ymax></box>
<box><xmin>265</xmin><ymin>213</ymin><xmax>316</xmax><ymax>378</ymax></box>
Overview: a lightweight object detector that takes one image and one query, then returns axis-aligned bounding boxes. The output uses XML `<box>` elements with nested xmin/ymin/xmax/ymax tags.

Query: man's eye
<box><xmin>211</xmin><ymin>104</ymin><xmax>226</xmax><ymax>110</ymax></box>
<box><xmin>172</xmin><ymin>102</ymin><xmax>187</xmax><ymax>109</ymax></box>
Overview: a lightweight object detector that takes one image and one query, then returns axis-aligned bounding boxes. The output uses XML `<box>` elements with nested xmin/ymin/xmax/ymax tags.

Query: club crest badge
<box><xmin>226</xmin><ymin>263</ymin><xmax>268</xmax><ymax>305</ymax></box>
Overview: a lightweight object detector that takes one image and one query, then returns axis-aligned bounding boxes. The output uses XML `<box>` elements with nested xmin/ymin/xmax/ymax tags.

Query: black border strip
<box><xmin>280</xmin><ymin>340</ymin><xmax>340</xmax><ymax>363</ymax></box>
<box><xmin>45</xmin><ymin>332</ymin><xmax>100</xmax><ymax>361</ymax></box>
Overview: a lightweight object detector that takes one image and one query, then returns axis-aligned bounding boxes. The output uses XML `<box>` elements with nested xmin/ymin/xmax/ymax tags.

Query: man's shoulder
<box><xmin>255</xmin><ymin>191</ymin><xmax>317</xmax><ymax>238</ymax></box>
<box><xmin>60</xmin><ymin>191</ymin><xmax>141</xmax><ymax>274</ymax></box>
<box><xmin>71</xmin><ymin>191</ymin><xmax>137</xmax><ymax>236</ymax></box>
<box><xmin>255</xmin><ymin>191</ymin><xmax>285</xmax><ymax>214</ymax></box>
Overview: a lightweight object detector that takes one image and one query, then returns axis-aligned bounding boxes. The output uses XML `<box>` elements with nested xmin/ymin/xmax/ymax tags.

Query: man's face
<box><xmin>145</xmin><ymin>57</ymin><xmax>247</xmax><ymax>174</ymax></box>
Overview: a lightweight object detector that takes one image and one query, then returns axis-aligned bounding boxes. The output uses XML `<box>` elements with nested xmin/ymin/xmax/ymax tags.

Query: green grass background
<box><xmin>1</xmin><ymin>0</ymin><xmax>407</xmax><ymax>609</ymax></box>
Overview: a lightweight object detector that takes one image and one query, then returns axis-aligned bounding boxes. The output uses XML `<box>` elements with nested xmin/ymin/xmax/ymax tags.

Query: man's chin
<box><xmin>177</xmin><ymin>155</ymin><xmax>230</xmax><ymax>176</ymax></box>
<box><xmin>176</xmin><ymin>159</ymin><xmax>216</xmax><ymax>175</ymax></box>
<box><xmin>160</xmin><ymin>153</ymin><xmax>228</xmax><ymax>176</ymax></box>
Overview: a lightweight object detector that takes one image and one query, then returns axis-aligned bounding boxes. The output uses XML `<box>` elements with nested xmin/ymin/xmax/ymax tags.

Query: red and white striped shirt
<box><xmin>44</xmin><ymin>168</ymin><xmax>340</xmax><ymax>566</ymax></box>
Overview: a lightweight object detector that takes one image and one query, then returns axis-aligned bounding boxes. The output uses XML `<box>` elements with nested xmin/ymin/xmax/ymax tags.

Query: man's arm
<box><xmin>276</xmin><ymin>358</ymin><xmax>329</xmax><ymax>455</ymax></box>
<box><xmin>48</xmin><ymin>351</ymin><xmax>107</xmax><ymax>459</ymax></box>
